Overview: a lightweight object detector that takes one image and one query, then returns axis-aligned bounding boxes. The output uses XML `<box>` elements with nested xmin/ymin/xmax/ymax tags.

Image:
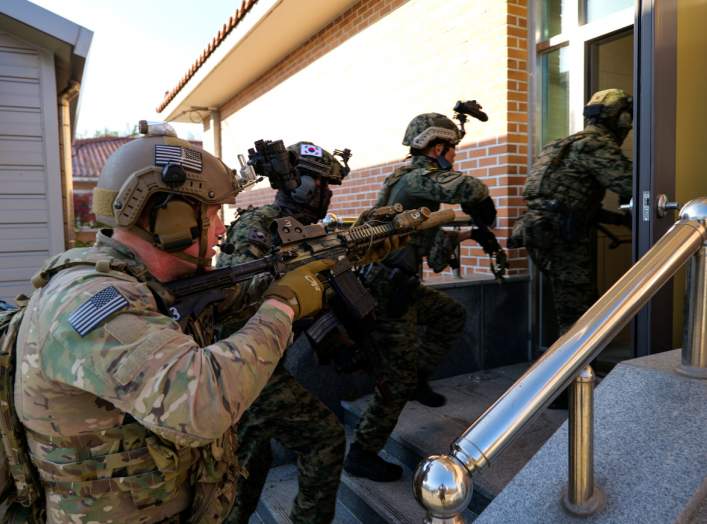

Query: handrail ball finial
<box><xmin>679</xmin><ymin>197</ymin><xmax>707</xmax><ymax>224</ymax></box>
<box><xmin>414</xmin><ymin>455</ymin><xmax>473</xmax><ymax>523</ymax></box>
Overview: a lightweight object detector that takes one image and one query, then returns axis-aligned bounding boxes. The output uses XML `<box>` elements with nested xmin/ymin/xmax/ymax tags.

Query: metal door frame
<box><xmin>634</xmin><ymin>0</ymin><xmax>678</xmax><ymax>356</ymax></box>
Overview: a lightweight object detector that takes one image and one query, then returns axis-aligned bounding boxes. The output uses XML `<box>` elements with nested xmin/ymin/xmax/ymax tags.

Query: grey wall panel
<box><xmin>0</xmin><ymin>79</ymin><xmax>40</xmax><ymax>109</ymax></box>
<box><xmin>0</xmin><ymin>31</ymin><xmax>61</xmax><ymax>301</ymax></box>
<box><xmin>0</xmin><ymin>168</ymin><xmax>45</xmax><ymax>194</ymax></box>
<box><xmin>0</xmin><ymin>196</ymin><xmax>49</xmax><ymax>223</ymax></box>
<box><xmin>0</xmin><ymin>49</ymin><xmax>40</xmax><ymax>80</ymax></box>
<box><xmin>0</xmin><ymin>109</ymin><xmax>42</xmax><ymax>137</ymax></box>
<box><xmin>0</xmin><ymin>224</ymin><xmax>49</xmax><ymax>252</ymax></box>
<box><xmin>0</xmin><ymin>138</ymin><xmax>44</xmax><ymax>166</ymax></box>
<box><xmin>0</xmin><ymin>32</ymin><xmax>34</xmax><ymax>52</ymax></box>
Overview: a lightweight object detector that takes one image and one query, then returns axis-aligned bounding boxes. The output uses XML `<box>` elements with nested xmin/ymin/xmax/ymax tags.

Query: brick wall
<box><xmin>218</xmin><ymin>0</ymin><xmax>529</xmax><ymax>277</ymax></box>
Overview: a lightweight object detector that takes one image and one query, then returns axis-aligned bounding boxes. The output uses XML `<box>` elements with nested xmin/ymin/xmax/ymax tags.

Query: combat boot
<box><xmin>344</xmin><ymin>443</ymin><xmax>402</xmax><ymax>482</ymax></box>
<box><xmin>413</xmin><ymin>377</ymin><xmax>446</xmax><ymax>407</ymax></box>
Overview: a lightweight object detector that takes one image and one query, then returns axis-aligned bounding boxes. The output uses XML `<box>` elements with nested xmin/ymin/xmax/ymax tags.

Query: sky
<box><xmin>30</xmin><ymin>0</ymin><xmax>240</xmax><ymax>139</ymax></box>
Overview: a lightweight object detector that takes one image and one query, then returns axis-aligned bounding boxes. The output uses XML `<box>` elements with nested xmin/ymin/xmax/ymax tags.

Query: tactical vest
<box><xmin>378</xmin><ymin>161</ymin><xmax>443</xmax><ymax>274</ymax></box>
<box><xmin>379</xmin><ymin>164</ymin><xmax>443</xmax><ymax>213</ymax></box>
<box><xmin>9</xmin><ymin>255</ymin><xmax>238</xmax><ymax>523</ymax></box>
<box><xmin>0</xmin><ymin>297</ymin><xmax>44</xmax><ymax>523</ymax></box>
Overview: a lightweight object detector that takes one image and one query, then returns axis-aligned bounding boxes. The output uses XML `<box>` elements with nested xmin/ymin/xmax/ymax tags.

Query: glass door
<box><xmin>587</xmin><ymin>29</ymin><xmax>634</xmax><ymax>371</ymax></box>
<box><xmin>532</xmin><ymin>1</ymin><xmax>635</xmax><ymax>361</ymax></box>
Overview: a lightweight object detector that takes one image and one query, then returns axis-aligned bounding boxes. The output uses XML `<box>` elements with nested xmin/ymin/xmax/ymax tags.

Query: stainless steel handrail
<box><xmin>413</xmin><ymin>198</ymin><xmax>707</xmax><ymax>523</ymax></box>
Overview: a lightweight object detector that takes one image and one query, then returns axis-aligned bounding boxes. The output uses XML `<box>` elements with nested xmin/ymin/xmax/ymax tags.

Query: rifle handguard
<box><xmin>418</xmin><ymin>209</ymin><xmax>456</xmax><ymax>230</ymax></box>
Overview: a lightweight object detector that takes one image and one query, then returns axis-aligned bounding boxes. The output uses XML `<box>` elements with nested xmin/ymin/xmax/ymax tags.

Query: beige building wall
<box><xmin>219</xmin><ymin>0</ymin><xmax>508</xmax><ymax>174</ymax></box>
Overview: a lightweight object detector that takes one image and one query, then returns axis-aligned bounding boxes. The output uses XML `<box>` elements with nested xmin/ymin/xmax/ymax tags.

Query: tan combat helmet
<box><xmin>402</xmin><ymin>113</ymin><xmax>461</xmax><ymax>149</ymax></box>
<box><xmin>584</xmin><ymin>88</ymin><xmax>633</xmax><ymax>120</ymax></box>
<box><xmin>92</xmin><ymin>121</ymin><xmax>240</xmax><ymax>268</ymax></box>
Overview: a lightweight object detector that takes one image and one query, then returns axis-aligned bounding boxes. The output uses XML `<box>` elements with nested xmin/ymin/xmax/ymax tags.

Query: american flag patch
<box><xmin>68</xmin><ymin>286</ymin><xmax>129</xmax><ymax>337</ymax></box>
<box><xmin>154</xmin><ymin>145</ymin><xmax>203</xmax><ymax>172</ymax></box>
<box><xmin>300</xmin><ymin>144</ymin><xmax>323</xmax><ymax>157</ymax></box>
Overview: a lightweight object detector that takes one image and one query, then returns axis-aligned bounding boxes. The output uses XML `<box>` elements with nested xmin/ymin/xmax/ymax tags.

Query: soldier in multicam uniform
<box><xmin>344</xmin><ymin>113</ymin><xmax>500</xmax><ymax>482</ymax></box>
<box><xmin>216</xmin><ymin>142</ymin><xmax>349</xmax><ymax>524</ymax></box>
<box><xmin>12</xmin><ymin>124</ymin><xmax>333</xmax><ymax>523</ymax></box>
<box><xmin>509</xmin><ymin>88</ymin><xmax>633</xmax><ymax>407</ymax></box>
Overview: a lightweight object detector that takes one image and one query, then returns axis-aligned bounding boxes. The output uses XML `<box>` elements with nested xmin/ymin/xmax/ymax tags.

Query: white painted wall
<box><xmin>218</xmin><ymin>0</ymin><xmax>508</xmax><ymax>173</ymax></box>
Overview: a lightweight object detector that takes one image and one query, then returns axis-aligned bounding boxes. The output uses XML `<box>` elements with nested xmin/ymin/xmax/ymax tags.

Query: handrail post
<box><xmin>561</xmin><ymin>366</ymin><xmax>605</xmax><ymax>516</ymax></box>
<box><xmin>677</xmin><ymin>242</ymin><xmax>707</xmax><ymax>379</ymax></box>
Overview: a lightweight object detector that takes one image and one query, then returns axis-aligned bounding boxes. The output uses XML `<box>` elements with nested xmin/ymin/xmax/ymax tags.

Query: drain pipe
<box><xmin>209</xmin><ymin>108</ymin><xmax>226</xmax><ymax>223</ymax></box>
<box><xmin>58</xmin><ymin>81</ymin><xmax>81</xmax><ymax>249</ymax></box>
<box><xmin>210</xmin><ymin>109</ymin><xmax>222</xmax><ymax>159</ymax></box>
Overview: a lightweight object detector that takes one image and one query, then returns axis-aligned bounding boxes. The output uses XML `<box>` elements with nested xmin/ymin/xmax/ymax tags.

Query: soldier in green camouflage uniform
<box><xmin>509</xmin><ymin>88</ymin><xmax>633</xmax><ymax>335</ymax></box>
<box><xmin>12</xmin><ymin>126</ymin><xmax>331</xmax><ymax>523</ymax></box>
<box><xmin>344</xmin><ymin>113</ymin><xmax>500</xmax><ymax>482</ymax></box>
<box><xmin>216</xmin><ymin>142</ymin><xmax>348</xmax><ymax>524</ymax></box>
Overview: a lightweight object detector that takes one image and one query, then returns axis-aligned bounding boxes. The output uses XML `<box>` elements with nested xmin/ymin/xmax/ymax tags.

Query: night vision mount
<box><xmin>453</xmin><ymin>100</ymin><xmax>489</xmax><ymax>140</ymax></box>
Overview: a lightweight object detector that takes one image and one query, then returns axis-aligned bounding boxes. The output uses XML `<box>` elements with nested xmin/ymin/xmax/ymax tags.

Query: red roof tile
<box><xmin>156</xmin><ymin>0</ymin><xmax>259</xmax><ymax>114</ymax></box>
<box><xmin>72</xmin><ymin>136</ymin><xmax>203</xmax><ymax>180</ymax></box>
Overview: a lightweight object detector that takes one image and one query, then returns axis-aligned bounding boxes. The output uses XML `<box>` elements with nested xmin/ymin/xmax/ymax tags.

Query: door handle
<box><xmin>656</xmin><ymin>194</ymin><xmax>680</xmax><ymax>218</ymax></box>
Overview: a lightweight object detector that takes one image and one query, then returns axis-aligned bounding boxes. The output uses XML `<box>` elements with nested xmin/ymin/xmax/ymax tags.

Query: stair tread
<box><xmin>252</xmin><ymin>464</ymin><xmax>362</xmax><ymax>524</ymax></box>
<box><xmin>342</xmin><ymin>363</ymin><xmax>567</xmax><ymax>498</ymax></box>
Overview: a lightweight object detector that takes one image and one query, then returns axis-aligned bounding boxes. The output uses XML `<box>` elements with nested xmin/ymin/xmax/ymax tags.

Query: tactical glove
<box><xmin>264</xmin><ymin>259</ymin><xmax>336</xmax><ymax>320</ymax></box>
<box><xmin>471</xmin><ymin>226</ymin><xmax>509</xmax><ymax>280</ymax></box>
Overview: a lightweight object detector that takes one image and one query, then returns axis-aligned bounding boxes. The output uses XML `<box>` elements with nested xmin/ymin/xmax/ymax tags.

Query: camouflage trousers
<box><xmin>225</xmin><ymin>364</ymin><xmax>345</xmax><ymax>524</ymax></box>
<box><xmin>353</xmin><ymin>284</ymin><xmax>466</xmax><ymax>453</ymax></box>
<box><xmin>530</xmin><ymin>238</ymin><xmax>596</xmax><ymax>335</ymax></box>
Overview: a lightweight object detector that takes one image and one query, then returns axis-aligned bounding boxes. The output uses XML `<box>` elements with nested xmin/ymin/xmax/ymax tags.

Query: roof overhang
<box><xmin>0</xmin><ymin>0</ymin><xmax>93</xmax><ymax>132</ymax></box>
<box><xmin>160</xmin><ymin>0</ymin><xmax>358</xmax><ymax>122</ymax></box>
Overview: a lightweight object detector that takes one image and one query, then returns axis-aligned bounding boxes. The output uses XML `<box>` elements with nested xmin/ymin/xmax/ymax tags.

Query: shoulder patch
<box><xmin>67</xmin><ymin>286</ymin><xmax>129</xmax><ymax>337</ymax></box>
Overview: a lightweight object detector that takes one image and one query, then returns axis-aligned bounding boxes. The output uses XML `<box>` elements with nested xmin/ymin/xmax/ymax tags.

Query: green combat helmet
<box><xmin>92</xmin><ymin>121</ymin><xmax>241</xmax><ymax>268</ymax></box>
<box><xmin>402</xmin><ymin>113</ymin><xmax>461</xmax><ymax>149</ymax></box>
<box><xmin>288</xmin><ymin>141</ymin><xmax>351</xmax><ymax>185</ymax></box>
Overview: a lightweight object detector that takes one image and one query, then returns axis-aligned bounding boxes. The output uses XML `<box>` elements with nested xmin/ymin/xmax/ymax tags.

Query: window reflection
<box><xmin>540</xmin><ymin>46</ymin><xmax>570</xmax><ymax>147</ymax></box>
<box><xmin>585</xmin><ymin>0</ymin><xmax>633</xmax><ymax>23</ymax></box>
<box><xmin>540</xmin><ymin>0</ymin><xmax>572</xmax><ymax>40</ymax></box>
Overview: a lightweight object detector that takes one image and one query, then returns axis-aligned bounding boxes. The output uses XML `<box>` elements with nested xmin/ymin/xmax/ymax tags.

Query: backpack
<box><xmin>523</xmin><ymin>132</ymin><xmax>591</xmax><ymax>201</ymax></box>
<box><xmin>0</xmin><ymin>298</ymin><xmax>44</xmax><ymax>523</ymax></box>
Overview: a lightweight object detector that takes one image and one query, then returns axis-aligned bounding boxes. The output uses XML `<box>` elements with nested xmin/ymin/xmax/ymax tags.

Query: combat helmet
<box><xmin>402</xmin><ymin>113</ymin><xmax>461</xmax><ymax>149</ymax></box>
<box><xmin>92</xmin><ymin>121</ymin><xmax>240</xmax><ymax>268</ymax></box>
<box><xmin>583</xmin><ymin>88</ymin><xmax>633</xmax><ymax>121</ymax></box>
<box><xmin>288</xmin><ymin>141</ymin><xmax>350</xmax><ymax>185</ymax></box>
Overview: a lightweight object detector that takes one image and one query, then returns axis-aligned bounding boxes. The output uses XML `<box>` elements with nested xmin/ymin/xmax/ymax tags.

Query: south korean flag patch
<box><xmin>300</xmin><ymin>143</ymin><xmax>323</xmax><ymax>157</ymax></box>
<box><xmin>68</xmin><ymin>286</ymin><xmax>129</xmax><ymax>337</ymax></box>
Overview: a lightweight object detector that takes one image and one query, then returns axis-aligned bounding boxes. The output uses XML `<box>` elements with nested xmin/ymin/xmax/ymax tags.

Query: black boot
<box><xmin>414</xmin><ymin>380</ymin><xmax>446</xmax><ymax>407</ymax></box>
<box><xmin>344</xmin><ymin>443</ymin><xmax>403</xmax><ymax>482</ymax></box>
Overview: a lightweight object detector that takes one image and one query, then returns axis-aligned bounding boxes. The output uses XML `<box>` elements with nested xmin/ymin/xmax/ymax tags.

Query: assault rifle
<box><xmin>164</xmin><ymin>206</ymin><xmax>455</xmax><ymax>326</ymax></box>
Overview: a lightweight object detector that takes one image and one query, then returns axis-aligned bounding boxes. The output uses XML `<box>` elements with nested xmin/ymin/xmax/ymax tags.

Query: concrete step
<box><xmin>341</xmin><ymin>363</ymin><xmax>568</xmax><ymax>509</ymax></box>
<box><xmin>251</xmin><ymin>449</ymin><xmax>476</xmax><ymax>524</ymax></box>
<box><xmin>249</xmin><ymin>464</ymin><xmax>363</xmax><ymax>524</ymax></box>
<box><xmin>475</xmin><ymin>350</ymin><xmax>707</xmax><ymax>523</ymax></box>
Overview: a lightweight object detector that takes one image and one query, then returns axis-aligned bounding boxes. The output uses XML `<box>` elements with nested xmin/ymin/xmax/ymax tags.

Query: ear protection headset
<box><xmin>149</xmin><ymin>195</ymin><xmax>199</xmax><ymax>252</ymax></box>
<box><xmin>141</xmin><ymin>163</ymin><xmax>210</xmax><ymax>265</ymax></box>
